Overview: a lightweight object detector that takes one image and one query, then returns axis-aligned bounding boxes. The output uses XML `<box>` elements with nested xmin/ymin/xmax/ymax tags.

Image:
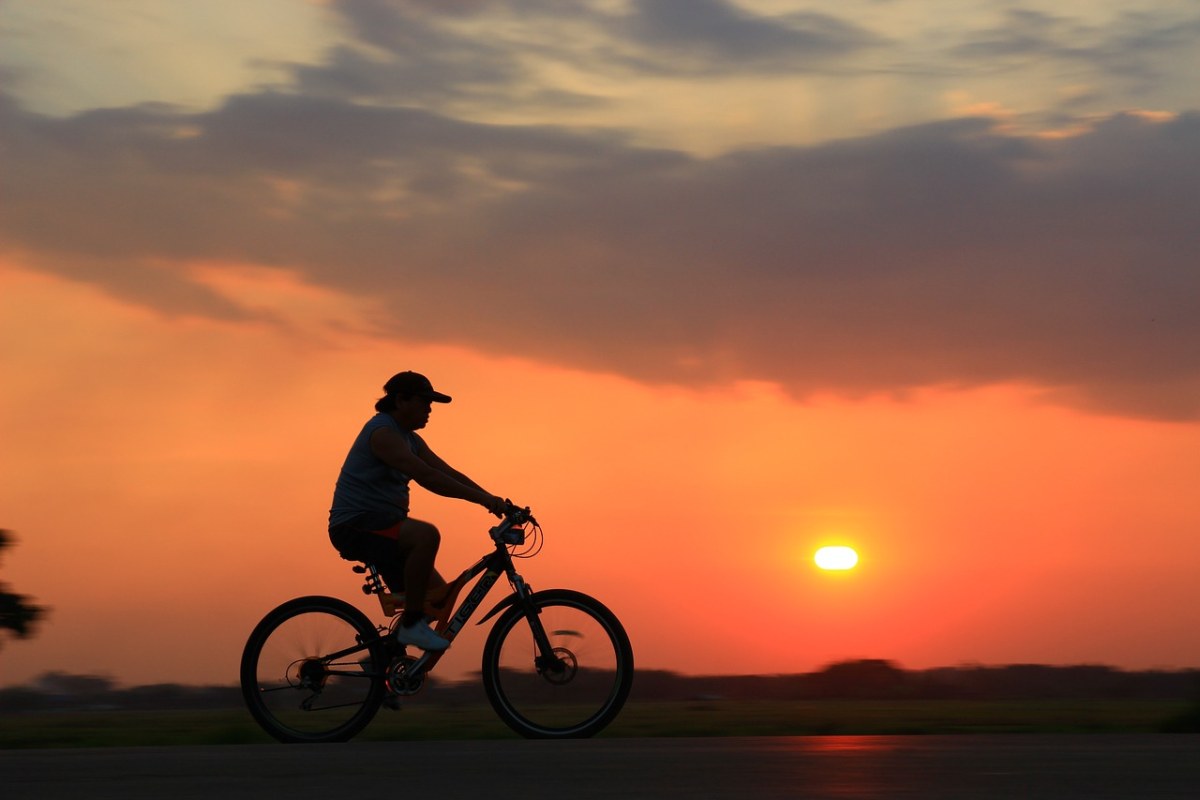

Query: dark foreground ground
<box><xmin>2</xmin><ymin>697</ymin><xmax>1198</xmax><ymax>748</ymax></box>
<box><xmin>3</xmin><ymin>735</ymin><xmax>1200</xmax><ymax>800</ymax></box>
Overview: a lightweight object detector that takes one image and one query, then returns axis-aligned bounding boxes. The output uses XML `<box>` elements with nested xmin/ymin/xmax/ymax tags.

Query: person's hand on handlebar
<box><xmin>481</xmin><ymin>494</ymin><xmax>508</xmax><ymax>517</ymax></box>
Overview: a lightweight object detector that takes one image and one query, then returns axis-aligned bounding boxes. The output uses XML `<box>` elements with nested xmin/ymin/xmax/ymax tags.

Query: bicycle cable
<box><xmin>508</xmin><ymin>521</ymin><xmax>544</xmax><ymax>559</ymax></box>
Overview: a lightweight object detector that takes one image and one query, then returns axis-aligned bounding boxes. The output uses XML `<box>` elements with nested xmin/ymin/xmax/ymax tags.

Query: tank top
<box><xmin>328</xmin><ymin>414</ymin><xmax>421</xmax><ymax>527</ymax></box>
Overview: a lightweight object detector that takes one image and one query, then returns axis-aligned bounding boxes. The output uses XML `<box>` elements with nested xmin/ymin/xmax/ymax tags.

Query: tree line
<box><xmin>4</xmin><ymin>660</ymin><xmax>1200</xmax><ymax>713</ymax></box>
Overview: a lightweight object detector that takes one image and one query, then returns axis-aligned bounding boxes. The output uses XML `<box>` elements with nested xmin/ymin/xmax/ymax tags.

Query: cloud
<box><xmin>292</xmin><ymin>0</ymin><xmax>528</xmax><ymax>106</ymax></box>
<box><xmin>3</xmin><ymin>78</ymin><xmax>1198</xmax><ymax>419</ymax></box>
<box><xmin>949</xmin><ymin>7</ymin><xmax>1200</xmax><ymax>88</ymax></box>
<box><xmin>603</xmin><ymin>0</ymin><xmax>882</xmax><ymax>75</ymax></box>
<box><xmin>278</xmin><ymin>1</ymin><xmax>1200</xmax><ymax>151</ymax></box>
<box><xmin>317</xmin><ymin>0</ymin><xmax>881</xmax><ymax>92</ymax></box>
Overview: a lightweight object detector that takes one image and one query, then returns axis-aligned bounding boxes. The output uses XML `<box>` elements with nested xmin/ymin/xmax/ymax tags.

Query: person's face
<box><xmin>394</xmin><ymin>395</ymin><xmax>434</xmax><ymax>430</ymax></box>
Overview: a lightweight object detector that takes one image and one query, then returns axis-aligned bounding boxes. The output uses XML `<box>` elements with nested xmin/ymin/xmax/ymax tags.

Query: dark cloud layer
<box><xmin>3</xmin><ymin>1</ymin><xmax>1200</xmax><ymax>419</ymax></box>
<box><xmin>3</xmin><ymin>80</ymin><xmax>1197</xmax><ymax>419</ymax></box>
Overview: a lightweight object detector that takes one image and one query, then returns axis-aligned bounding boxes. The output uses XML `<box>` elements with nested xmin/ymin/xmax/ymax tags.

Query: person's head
<box><xmin>375</xmin><ymin>371</ymin><xmax>452</xmax><ymax>428</ymax></box>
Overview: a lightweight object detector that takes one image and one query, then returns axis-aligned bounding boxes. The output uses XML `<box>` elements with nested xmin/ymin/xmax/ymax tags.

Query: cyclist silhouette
<box><xmin>328</xmin><ymin>371</ymin><xmax>507</xmax><ymax>651</ymax></box>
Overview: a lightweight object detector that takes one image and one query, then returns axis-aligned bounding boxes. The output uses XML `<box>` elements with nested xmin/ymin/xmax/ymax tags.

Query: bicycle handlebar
<box><xmin>489</xmin><ymin>501</ymin><xmax>536</xmax><ymax>542</ymax></box>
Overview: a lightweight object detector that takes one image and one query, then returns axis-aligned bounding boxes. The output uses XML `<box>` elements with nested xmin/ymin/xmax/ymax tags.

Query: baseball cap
<box><xmin>384</xmin><ymin>371</ymin><xmax>452</xmax><ymax>403</ymax></box>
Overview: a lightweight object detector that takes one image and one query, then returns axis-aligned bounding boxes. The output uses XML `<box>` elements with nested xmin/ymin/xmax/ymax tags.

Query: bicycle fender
<box><xmin>475</xmin><ymin>592</ymin><xmax>519</xmax><ymax>626</ymax></box>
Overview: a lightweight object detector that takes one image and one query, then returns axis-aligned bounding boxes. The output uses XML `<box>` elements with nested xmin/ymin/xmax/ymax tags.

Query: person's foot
<box><xmin>395</xmin><ymin>618</ymin><xmax>450</xmax><ymax>651</ymax></box>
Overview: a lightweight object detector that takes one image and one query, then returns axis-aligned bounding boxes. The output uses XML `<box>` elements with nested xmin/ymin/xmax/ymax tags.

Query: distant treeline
<box><xmin>3</xmin><ymin>660</ymin><xmax>1199</xmax><ymax>713</ymax></box>
<box><xmin>630</xmin><ymin>660</ymin><xmax>1200</xmax><ymax>702</ymax></box>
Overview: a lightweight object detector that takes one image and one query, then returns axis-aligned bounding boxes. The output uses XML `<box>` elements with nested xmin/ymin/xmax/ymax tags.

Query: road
<box><xmin>3</xmin><ymin>735</ymin><xmax>1199</xmax><ymax>799</ymax></box>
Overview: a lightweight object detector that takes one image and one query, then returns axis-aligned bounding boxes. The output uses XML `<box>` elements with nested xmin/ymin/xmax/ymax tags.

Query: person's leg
<box><xmin>395</xmin><ymin>518</ymin><xmax>443</xmax><ymax>628</ymax></box>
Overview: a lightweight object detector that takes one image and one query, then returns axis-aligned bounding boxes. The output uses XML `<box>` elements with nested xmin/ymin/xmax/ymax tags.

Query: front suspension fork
<box><xmin>510</xmin><ymin>575</ymin><xmax>563</xmax><ymax>674</ymax></box>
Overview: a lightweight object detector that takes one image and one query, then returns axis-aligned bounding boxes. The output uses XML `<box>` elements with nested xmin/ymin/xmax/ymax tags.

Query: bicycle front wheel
<box><xmin>240</xmin><ymin>596</ymin><xmax>387</xmax><ymax>743</ymax></box>
<box><xmin>482</xmin><ymin>589</ymin><xmax>633</xmax><ymax>738</ymax></box>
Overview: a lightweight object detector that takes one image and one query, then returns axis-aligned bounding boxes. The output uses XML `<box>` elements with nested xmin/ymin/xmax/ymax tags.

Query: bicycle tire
<box><xmin>240</xmin><ymin>595</ymin><xmax>387</xmax><ymax>743</ymax></box>
<box><xmin>482</xmin><ymin>589</ymin><xmax>634</xmax><ymax>738</ymax></box>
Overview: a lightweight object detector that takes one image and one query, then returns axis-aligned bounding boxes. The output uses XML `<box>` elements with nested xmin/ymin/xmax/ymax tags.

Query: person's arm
<box><xmin>414</xmin><ymin>435</ymin><xmax>487</xmax><ymax>492</ymax></box>
<box><xmin>370</xmin><ymin>426</ymin><xmax>505</xmax><ymax>514</ymax></box>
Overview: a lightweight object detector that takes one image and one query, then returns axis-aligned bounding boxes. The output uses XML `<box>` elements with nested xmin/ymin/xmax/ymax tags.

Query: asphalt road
<box><xmin>3</xmin><ymin>735</ymin><xmax>1199</xmax><ymax>799</ymax></box>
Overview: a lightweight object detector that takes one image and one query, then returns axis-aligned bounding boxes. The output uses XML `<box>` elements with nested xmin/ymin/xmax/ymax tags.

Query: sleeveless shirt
<box><xmin>328</xmin><ymin>414</ymin><xmax>421</xmax><ymax>527</ymax></box>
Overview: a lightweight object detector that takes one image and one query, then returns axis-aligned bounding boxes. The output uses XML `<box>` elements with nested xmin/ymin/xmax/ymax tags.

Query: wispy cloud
<box><xmin>949</xmin><ymin>7</ymin><xmax>1200</xmax><ymax>86</ymax></box>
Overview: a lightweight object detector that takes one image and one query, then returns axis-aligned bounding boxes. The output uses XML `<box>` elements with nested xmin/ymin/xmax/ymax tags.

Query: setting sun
<box><xmin>815</xmin><ymin>546</ymin><xmax>859</xmax><ymax>571</ymax></box>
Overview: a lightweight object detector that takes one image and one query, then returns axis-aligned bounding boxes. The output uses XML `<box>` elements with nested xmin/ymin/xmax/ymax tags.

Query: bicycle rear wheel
<box><xmin>240</xmin><ymin>596</ymin><xmax>387</xmax><ymax>743</ymax></box>
<box><xmin>482</xmin><ymin>589</ymin><xmax>633</xmax><ymax>738</ymax></box>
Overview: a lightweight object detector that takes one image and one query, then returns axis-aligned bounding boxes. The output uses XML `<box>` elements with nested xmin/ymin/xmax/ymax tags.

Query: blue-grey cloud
<box><xmin>606</xmin><ymin>0</ymin><xmax>882</xmax><ymax>74</ymax></box>
<box><xmin>321</xmin><ymin>0</ymin><xmax>881</xmax><ymax>86</ymax></box>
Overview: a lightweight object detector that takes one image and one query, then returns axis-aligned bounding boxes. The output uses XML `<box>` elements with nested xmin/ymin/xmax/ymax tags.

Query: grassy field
<box><xmin>3</xmin><ymin>698</ymin><xmax>1198</xmax><ymax>748</ymax></box>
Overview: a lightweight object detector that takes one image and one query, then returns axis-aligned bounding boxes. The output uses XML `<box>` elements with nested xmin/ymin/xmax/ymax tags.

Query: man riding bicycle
<box><xmin>328</xmin><ymin>371</ymin><xmax>507</xmax><ymax>651</ymax></box>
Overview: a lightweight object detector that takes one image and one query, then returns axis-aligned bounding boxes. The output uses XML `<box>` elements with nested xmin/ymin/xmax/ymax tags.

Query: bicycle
<box><xmin>240</xmin><ymin>504</ymin><xmax>634</xmax><ymax>742</ymax></box>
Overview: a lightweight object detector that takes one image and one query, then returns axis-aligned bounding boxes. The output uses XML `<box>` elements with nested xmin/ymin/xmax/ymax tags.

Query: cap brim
<box><xmin>426</xmin><ymin>391</ymin><xmax>452</xmax><ymax>403</ymax></box>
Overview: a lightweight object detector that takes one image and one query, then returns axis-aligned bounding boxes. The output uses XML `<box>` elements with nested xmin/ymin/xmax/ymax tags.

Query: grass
<box><xmin>2</xmin><ymin>698</ymin><xmax>1196</xmax><ymax>748</ymax></box>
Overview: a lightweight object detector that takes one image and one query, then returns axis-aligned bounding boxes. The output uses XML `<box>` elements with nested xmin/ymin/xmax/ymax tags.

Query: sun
<box><xmin>814</xmin><ymin>545</ymin><xmax>859</xmax><ymax>571</ymax></box>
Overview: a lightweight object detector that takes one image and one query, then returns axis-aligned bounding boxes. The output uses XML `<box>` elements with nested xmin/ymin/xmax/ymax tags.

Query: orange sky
<box><xmin>3</xmin><ymin>258</ymin><xmax>1198</xmax><ymax>686</ymax></box>
<box><xmin>2</xmin><ymin>2</ymin><xmax>1200</xmax><ymax>687</ymax></box>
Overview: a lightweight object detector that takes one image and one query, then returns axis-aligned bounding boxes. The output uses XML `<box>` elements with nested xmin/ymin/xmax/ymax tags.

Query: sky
<box><xmin>1</xmin><ymin>0</ymin><xmax>1199</xmax><ymax>688</ymax></box>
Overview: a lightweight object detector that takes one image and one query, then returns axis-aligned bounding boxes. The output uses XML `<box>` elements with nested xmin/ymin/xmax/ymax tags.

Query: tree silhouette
<box><xmin>1</xmin><ymin>530</ymin><xmax>47</xmax><ymax>644</ymax></box>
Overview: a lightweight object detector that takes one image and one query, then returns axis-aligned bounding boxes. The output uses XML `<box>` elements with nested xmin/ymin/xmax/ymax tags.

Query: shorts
<box><xmin>329</xmin><ymin>510</ymin><xmax>407</xmax><ymax>591</ymax></box>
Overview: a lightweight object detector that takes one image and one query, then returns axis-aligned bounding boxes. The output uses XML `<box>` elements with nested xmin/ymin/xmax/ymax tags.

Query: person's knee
<box><xmin>399</xmin><ymin>519</ymin><xmax>440</xmax><ymax>551</ymax></box>
<box><xmin>424</xmin><ymin>524</ymin><xmax>441</xmax><ymax>550</ymax></box>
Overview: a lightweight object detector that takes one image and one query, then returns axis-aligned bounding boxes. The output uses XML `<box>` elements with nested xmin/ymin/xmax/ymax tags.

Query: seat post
<box><xmin>354</xmin><ymin>562</ymin><xmax>400</xmax><ymax>616</ymax></box>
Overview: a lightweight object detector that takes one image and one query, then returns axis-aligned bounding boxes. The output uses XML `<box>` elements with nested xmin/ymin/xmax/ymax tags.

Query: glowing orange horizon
<box><xmin>3</xmin><ymin>263</ymin><xmax>1200</xmax><ymax>687</ymax></box>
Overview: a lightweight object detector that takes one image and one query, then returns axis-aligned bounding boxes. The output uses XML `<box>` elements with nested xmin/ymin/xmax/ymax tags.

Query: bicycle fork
<box><xmin>509</xmin><ymin>573</ymin><xmax>565</xmax><ymax>676</ymax></box>
<box><xmin>482</xmin><ymin>569</ymin><xmax>563</xmax><ymax>673</ymax></box>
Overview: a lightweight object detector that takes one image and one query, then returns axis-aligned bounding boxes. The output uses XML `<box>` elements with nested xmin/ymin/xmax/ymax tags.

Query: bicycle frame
<box><xmin>352</xmin><ymin>513</ymin><xmax>556</xmax><ymax>684</ymax></box>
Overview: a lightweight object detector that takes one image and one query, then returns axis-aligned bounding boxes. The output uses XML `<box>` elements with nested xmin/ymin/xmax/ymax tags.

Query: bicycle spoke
<box><xmin>483</xmin><ymin>590</ymin><xmax>632</xmax><ymax>738</ymax></box>
<box><xmin>241</xmin><ymin>597</ymin><xmax>386</xmax><ymax>743</ymax></box>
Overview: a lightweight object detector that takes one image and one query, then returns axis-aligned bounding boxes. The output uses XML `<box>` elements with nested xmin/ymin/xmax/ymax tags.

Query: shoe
<box><xmin>395</xmin><ymin>619</ymin><xmax>450</xmax><ymax>651</ymax></box>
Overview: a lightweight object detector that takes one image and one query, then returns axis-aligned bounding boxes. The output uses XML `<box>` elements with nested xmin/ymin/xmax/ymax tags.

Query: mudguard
<box><xmin>475</xmin><ymin>592</ymin><xmax>520</xmax><ymax>626</ymax></box>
